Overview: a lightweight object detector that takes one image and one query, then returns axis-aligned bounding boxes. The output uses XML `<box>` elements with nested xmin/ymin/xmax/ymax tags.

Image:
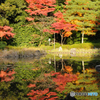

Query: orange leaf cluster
<box><xmin>0</xmin><ymin>69</ymin><xmax>16</xmax><ymax>82</ymax></box>
<box><xmin>27</xmin><ymin>88</ymin><xmax>58</xmax><ymax>100</ymax></box>
<box><xmin>63</xmin><ymin>65</ymin><xmax>73</xmax><ymax>73</ymax></box>
<box><xmin>0</xmin><ymin>26</ymin><xmax>15</xmax><ymax>39</ymax></box>
<box><xmin>28</xmin><ymin>84</ymin><xmax>36</xmax><ymax>88</ymax></box>
<box><xmin>26</xmin><ymin>17</ymin><xmax>34</xmax><ymax>21</ymax></box>
<box><xmin>52</xmin><ymin>72</ymin><xmax>77</xmax><ymax>92</ymax></box>
<box><xmin>44</xmin><ymin>71</ymin><xmax>77</xmax><ymax>93</ymax></box>
<box><xmin>62</xmin><ymin>31</ymin><xmax>72</xmax><ymax>37</ymax></box>
<box><xmin>25</xmin><ymin>0</ymin><xmax>56</xmax><ymax>16</ymax></box>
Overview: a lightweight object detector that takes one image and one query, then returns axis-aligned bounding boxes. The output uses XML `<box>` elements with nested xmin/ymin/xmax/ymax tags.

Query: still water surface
<box><xmin>0</xmin><ymin>55</ymin><xmax>100</xmax><ymax>100</ymax></box>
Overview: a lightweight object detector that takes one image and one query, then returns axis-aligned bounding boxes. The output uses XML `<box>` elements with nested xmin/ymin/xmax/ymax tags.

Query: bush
<box><xmin>0</xmin><ymin>41</ymin><xmax>7</xmax><ymax>49</ymax></box>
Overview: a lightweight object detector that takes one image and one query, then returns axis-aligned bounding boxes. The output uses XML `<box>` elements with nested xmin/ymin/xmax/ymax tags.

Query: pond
<box><xmin>0</xmin><ymin>55</ymin><xmax>100</xmax><ymax>100</ymax></box>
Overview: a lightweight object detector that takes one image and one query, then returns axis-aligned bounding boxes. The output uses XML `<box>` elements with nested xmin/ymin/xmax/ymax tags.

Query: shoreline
<box><xmin>0</xmin><ymin>48</ymin><xmax>100</xmax><ymax>58</ymax></box>
<box><xmin>47</xmin><ymin>48</ymin><xmax>100</xmax><ymax>57</ymax></box>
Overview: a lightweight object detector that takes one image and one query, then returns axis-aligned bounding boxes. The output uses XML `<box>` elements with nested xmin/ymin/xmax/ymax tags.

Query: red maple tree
<box><xmin>43</xmin><ymin>10</ymin><xmax>77</xmax><ymax>45</ymax></box>
<box><xmin>25</xmin><ymin>0</ymin><xmax>56</xmax><ymax>20</ymax></box>
<box><xmin>25</xmin><ymin>0</ymin><xmax>77</xmax><ymax>45</ymax></box>
<box><xmin>0</xmin><ymin>26</ymin><xmax>15</xmax><ymax>40</ymax></box>
<box><xmin>43</xmin><ymin>11</ymin><xmax>77</xmax><ymax>35</ymax></box>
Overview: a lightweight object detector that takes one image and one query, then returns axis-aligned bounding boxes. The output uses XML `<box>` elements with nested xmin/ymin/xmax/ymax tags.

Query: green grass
<box><xmin>6</xmin><ymin>42</ymin><xmax>100</xmax><ymax>51</ymax></box>
<box><xmin>62</xmin><ymin>43</ymin><xmax>97</xmax><ymax>49</ymax></box>
<box><xmin>40</xmin><ymin>43</ymin><xmax>100</xmax><ymax>50</ymax></box>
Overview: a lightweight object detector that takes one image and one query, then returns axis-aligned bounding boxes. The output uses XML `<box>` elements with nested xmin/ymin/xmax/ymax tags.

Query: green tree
<box><xmin>0</xmin><ymin>0</ymin><xmax>27</xmax><ymax>26</ymax></box>
<box><xmin>63</xmin><ymin>0</ymin><xmax>100</xmax><ymax>43</ymax></box>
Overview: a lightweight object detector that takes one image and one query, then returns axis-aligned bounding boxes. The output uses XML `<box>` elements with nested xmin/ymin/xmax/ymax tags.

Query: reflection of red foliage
<box><xmin>47</xmin><ymin>92</ymin><xmax>57</xmax><ymax>97</ymax></box>
<box><xmin>48</xmin><ymin>72</ymin><xmax>77</xmax><ymax>92</ymax></box>
<box><xmin>28</xmin><ymin>84</ymin><xmax>36</xmax><ymax>88</ymax></box>
<box><xmin>64</xmin><ymin>65</ymin><xmax>73</xmax><ymax>73</ymax></box>
<box><xmin>0</xmin><ymin>70</ymin><xmax>6</xmax><ymax>77</ymax></box>
<box><xmin>27</xmin><ymin>87</ymin><xmax>58</xmax><ymax>100</ymax></box>
<box><xmin>26</xmin><ymin>17</ymin><xmax>35</xmax><ymax>21</ymax></box>
<box><xmin>0</xmin><ymin>69</ymin><xmax>16</xmax><ymax>82</ymax></box>
<box><xmin>27</xmin><ymin>71</ymin><xmax>77</xmax><ymax>100</ymax></box>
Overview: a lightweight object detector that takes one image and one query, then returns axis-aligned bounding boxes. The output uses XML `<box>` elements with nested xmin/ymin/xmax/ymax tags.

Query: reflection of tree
<box><xmin>56</xmin><ymin>59</ymin><xmax>82</xmax><ymax>73</ymax></box>
<box><xmin>82</xmin><ymin>60</ymin><xmax>85</xmax><ymax>74</ymax></box>
<box><xmin>54</xmin><ymin>55</ymin><xmax>56</xmax><ymax>72</ymax></box>
<box><xmin>61</xmin><ymin>58</ymin><xmax>64</xmax><ymax>72</ymax></box>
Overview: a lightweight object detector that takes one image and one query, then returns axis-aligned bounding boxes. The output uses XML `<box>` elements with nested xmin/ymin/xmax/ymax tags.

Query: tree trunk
<box><xmin>54</xmin><ymin>55</ymin><xmax>56</xmax><ymax>72</ymax></box>
<box><xmin>82</xmin><ymin>60</ymin><xmax>85</xmax><ymax>74</ymax></box>
<box><xmin>54</xmin><ymin>33</ymin><xmax>55</xmax><ymax>49</ymax></box>
<box><xmin>61</xmin><ymin>58</ymin><xmax>64</xmax><ymax>72</ymax></box>
<box><xmin>82</xmin><ymin>32</ymin><xmax>84</xmax><ymax>43</ymax></box>
<box><xmin>61</xmin><ymin>34</ymin><xmax>63</xmax><ymax>46</ymax></box>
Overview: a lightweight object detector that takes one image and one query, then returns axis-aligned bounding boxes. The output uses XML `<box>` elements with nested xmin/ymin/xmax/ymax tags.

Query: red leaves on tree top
<box><xmin>25</xmin><ymin>0</ymin><xmax>56</xmax><ymax>16</ymax></box>
<box><xmin>43</xmin><ymin>10</ymin><xmax>76</xmax><ymax>36</ymax></box>
<box><xmin>51</xmin><ymin>19</ymin><xmax>76</xmax><ymax>31</ymax></box>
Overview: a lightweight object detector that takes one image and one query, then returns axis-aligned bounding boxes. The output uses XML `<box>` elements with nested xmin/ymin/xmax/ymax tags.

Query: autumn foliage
<box><xmin>51</xmin><ymin>71</ymin><xmax>77</xmax><ymax>92</ymax></box>
<box><xmin>27</xmin><ymin>71</ymin><xmax>77</xmax><ymax>100</ymax></box>
<box><xmin>25</xmin><ymin>0</ymin><xmax>56</xmax><ymax>19</ymax></box>
<box><xmin>63</xmin><ymin>65</ymin><xmax>73</xmax><ymax>73</ymax></box>
<box><xmin>43</xmin><ymin>11</ymin><xmax>77</xmax><ymax>38</ymax></box>
<box><xmin>0</xmin><ymin>68</ymin><xmax>16</xmax><ymax>82</ymax></box>
<box><xmin>27</xmin><ymin>87</ymin><xmax>58</xmax><ymax>100</ymax></box>
<box><xmin>25</xmin><ymin>0</ymin><xmax>76</xmax><ymax>38</ymax></box>
<box><xmin>0</xmin><ymin>26</ymin><xmax>15</xmax><ymax>39</ymax></box>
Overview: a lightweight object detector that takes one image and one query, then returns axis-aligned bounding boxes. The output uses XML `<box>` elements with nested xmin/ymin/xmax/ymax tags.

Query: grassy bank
<box><xmin>5</xmin><ymin>42</ymin><xmax>100</xmax><ymax>50</ymax></box>
<box><xmin>39</xmin><ymin>42</ymin><xmax>100</xmax><ymax>51</ymax></box>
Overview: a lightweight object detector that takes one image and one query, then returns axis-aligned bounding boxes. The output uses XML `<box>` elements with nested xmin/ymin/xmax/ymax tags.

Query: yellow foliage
<box><xmin>62</xmin><ymin>31</ymin><xmax>72</xmax><ymax>37</ymax></box>
<box><xmin>76</xmin><ymin>72</ymin><xmax>80</xmax><ymax>76</ymax></box>
<box><xmin>71</xmin><ymin>19</ymin><xmax>80</xmax><ymax>24</ymax></box>
<box><xmin>74</xmin><ymin>81</ymin><xmax>79</xmax><ymax>85</ymax></box>
<box><xmin>77</xmin><ymin>12</ymin><xmax>82</xmax><ymax>17</ymax></box>
<box><xmin>64</xmin><ymin>65</ymin><xmax>73</xmax><ymax>73</ymax></box>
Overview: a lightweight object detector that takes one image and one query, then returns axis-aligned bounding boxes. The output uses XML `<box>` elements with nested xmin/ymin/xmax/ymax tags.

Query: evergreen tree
<box><xmin>0</xmin><ymin>0</ymin><xmax>27</xmax><ymax>26</ymax></box>
<box><xmin>63</xmin><ymin>0</ymin><xmax>100</xmax><ymax>43</ymax></box>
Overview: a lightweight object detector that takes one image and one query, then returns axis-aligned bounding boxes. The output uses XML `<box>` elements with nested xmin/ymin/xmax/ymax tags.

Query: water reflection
<box><xmin>0</xmin><ymin>55</ymin><xmax>100</xmax><ymax>99</ymax></box>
